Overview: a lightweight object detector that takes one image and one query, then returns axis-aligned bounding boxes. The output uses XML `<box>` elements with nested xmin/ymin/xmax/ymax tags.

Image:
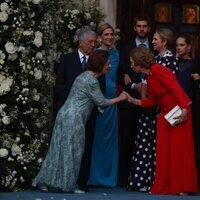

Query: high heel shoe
<box><xmin>38</xmin><ymin>183</ymin><xmax>48</xmax><ymax>192</ymax></box>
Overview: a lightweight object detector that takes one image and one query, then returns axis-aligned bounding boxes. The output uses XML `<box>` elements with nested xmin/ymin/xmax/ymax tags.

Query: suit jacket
<box><xmin>117</xmin><ymin>39</ymin><xmax>153</xmax><ymax>108</ymax></box>
<box><xmin>55</xmin><ymin>50</ymin><xmax>105</xmax><ymax>113</ymax></box>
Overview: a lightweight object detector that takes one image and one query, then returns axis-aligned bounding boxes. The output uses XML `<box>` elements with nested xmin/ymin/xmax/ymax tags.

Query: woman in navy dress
<box><xmin>88</xmin><ymin>23</ymin><xmax>119</xmax><ymax>187</ymax></box>
<box><xmin>176</xmin><ymin>33</ymin><xmax>194</xmax><ymax>99</ymax></box>
<box><xmin>32</xmin><ymin>50</ymin><xmax>127</xmax><ymax>193</ymax></box>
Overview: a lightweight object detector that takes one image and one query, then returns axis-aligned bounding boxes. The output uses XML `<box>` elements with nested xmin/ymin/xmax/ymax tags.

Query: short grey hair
<box><xmin>74</xmin><ymin>26</ymin><xmax>96</xmax><ymax>42</ymax></box>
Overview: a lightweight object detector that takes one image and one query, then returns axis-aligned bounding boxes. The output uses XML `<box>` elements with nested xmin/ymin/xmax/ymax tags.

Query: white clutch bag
<box><xmin>164</xmin><ymin>105</ymin><xmax>182</xmax><ymax>126</ymax></box>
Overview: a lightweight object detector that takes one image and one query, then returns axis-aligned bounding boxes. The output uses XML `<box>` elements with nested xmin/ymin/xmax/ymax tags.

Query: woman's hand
<box><xmin>124</xmin><ymin>74</ymin><xmax>132</xmax><ymax>85</ymax></box>
<box><xmin>122</xmin><ymin>91</ymin><xmax>141</xmax><ymax>105</ymax></box>
<box><xmin>173</xmin><ymin>109</ymin><xmax>188</xmax><ymax>124</ymax></box>
<box><xmin>119</xmin><ymin>92</ymin><xmax>128</xmax><ymax>101</ymax></box>
<box><xmin>191</xmin><ymin>73</ymin><xmax>200</xmax><ymax>80</ymax></box>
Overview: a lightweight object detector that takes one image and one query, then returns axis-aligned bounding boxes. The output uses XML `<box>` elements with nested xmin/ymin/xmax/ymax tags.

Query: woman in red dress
<box><xmin>125</xmin><ymin>46</ymin><xmax>198</xmax><ymax>195</ymax></box>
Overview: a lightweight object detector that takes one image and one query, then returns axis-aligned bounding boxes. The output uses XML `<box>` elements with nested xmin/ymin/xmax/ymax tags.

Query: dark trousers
<box><xmin>118</xmin><ymin>107</ymin><xmax>139</xmax><ymax>186</ymax></box>
<box><xmin>77</xmin><ymin>108</ymin><xmax>97</xmax><ymax>188</ymax></box>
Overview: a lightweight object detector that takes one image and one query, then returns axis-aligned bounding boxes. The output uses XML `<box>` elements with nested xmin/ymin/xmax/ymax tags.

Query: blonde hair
<box><xmin>98</xmin><ymin>23</ymin><xmax>114</xmax><ymax>36</ymax></box>
<box><xmin>155</xmin><ymin>28</ymin><xmax>174</xmax><ymax>50</ymax></box>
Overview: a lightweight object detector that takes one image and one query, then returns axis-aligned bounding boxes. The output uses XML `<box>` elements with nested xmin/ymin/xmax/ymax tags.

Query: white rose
<box><xmin>35</xmin><ymin>52</ymin><xmax>43</xmax><ymax>60</ymax></box>
<box><xmin>0</xmin><ymin>11</ymin><xmax>8</xmax><ymax>22</ymax></box>
<box><xmin>11</xmin><ymin>144</ymin><xmax>21</xmax><ymax>156</ymax></box>
<box><xmin>32</xmin><ymin>0</ymin><xmax>41</xmax><ymax>4</ymax></box>
<box><xmin>34</xmin><ymin>31</ymin><xmax>43</xmax><ymax>38</ymax></box>
<box><xmin>8</xmin><ymin>53</ymin><xmax>18</xmax><ymax>61</ymax></box>
<box><xmin>33</xmin><ymin>94</ymin><xmax>40</xmax><ymax>101</ymax></box>
<box><xmin>0</xmin><ymin>148</ymin><xmax>9</xmax><ymax>157</ymax></box>
<box><xmin>0</xmin><ymin>3</ymin><xmax>9</xmax><ymax>12</ymax></box>
<box><xmin>34</xmin><ymin>70</ymin><xmax>42</xmax><ymax>80</ymax></box>
<box><xmin>5</xmin><ymin>42</ymin><xmax>17</xmax><ymax>54</ymax></box>
<box><xmin>0</xmin><ymin>76</ymin><xmax>13</xmax><ymax>95</ymax></box>
<box><xmin>2</xmin><ymin>115</ymin><xmax>11</xmax><ymax>125</ymax></box>
<box><xmin>28</xmin><ymin>11</ymin><xmax>35</xmax><ymax>18</ymax></box>
<box><xmin>33</xmin><ymin>37</ymin><xmax>42</xmax><ymax>48</ymax></box>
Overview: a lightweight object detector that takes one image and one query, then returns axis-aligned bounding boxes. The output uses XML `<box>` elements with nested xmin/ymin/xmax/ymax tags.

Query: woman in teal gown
<box><xmin>88</xmin><ymin>24</ymin><xmax>119</xmax><ymax>187</ymax></box>
<box><xmin>32</xmin><ymin>50</ymin><xmax>127</xmax><ymax>193</ymax></box>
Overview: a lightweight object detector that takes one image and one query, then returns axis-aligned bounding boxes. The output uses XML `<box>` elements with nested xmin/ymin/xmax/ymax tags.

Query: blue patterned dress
<box><xmin>32</xmin><ymin>72</ymin><xmax>111</xmax><ymax>192</ymax></box>
<box><xmin>88</xmin><ymin>48</ymin><xmax>119</xmax><ymax>187</ymax></box>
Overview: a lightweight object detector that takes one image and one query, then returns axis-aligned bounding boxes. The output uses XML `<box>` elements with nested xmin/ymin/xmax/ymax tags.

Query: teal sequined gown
<box><xmin>32</xmin><ymin>72</ymin><xmax>111</xmax><ymax>192</ymax></box>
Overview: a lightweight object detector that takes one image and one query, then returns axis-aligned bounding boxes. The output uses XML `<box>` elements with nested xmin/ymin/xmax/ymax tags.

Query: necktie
<box><xmin>81</xmin><ymin>56</ymin><xmax>87</xmax><ymax>69</ymax></box>
<box><xmin>139</xmin><ymin>43</ymin><xmax>146</xmax><ymax>47</ymax></box>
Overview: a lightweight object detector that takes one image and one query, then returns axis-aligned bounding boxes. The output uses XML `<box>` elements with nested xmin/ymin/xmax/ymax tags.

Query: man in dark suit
<box><xmin>55</xmin><ymin>26</ymin><xmax>105</xmax><ymax>192</ymax></box>
<box><xmin>117</xmin><ymin>16</ymin><xmax>152</xmax><ymax>186</ymax></box>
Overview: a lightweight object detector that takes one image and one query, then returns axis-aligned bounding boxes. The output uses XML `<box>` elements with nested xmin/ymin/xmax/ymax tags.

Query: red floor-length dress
<box><xmin>141</xmin><ymin>64</ymin><xmax>198</xmax><ymax>195</ymax></box>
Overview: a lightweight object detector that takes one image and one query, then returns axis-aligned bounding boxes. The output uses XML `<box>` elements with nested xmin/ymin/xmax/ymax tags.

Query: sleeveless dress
<box><xmin>32</xmin><ymin>72</ymin><xmax>111</xmax><ymax>192</ymax></box>
<box><xmin>88</xmin><ymin>49</ymin><xmax>119</xmax><ymax>187</ymax></box>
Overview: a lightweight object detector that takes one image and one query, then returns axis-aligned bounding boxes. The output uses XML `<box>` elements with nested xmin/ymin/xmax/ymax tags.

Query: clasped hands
<box><xmin>119</xmin><ymin>91</ymin><xmax>141</xmax><ymax>105</ymax></box>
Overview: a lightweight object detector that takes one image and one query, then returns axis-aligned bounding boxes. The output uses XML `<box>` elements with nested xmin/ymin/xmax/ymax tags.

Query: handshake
<box><xmin>119</xmin><ymin>91</ymin><xmax>141</xmax><ymax>106</ymax></box>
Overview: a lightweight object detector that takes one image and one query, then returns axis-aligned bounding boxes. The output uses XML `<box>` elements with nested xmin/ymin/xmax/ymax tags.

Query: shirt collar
<box><xmin>135</xmin><ymin>38</ymin><xmax>149</xmax><ymax>48</ymax></box>
<box><xmin>78</xmin><ymin>49</ymin><xmax>89</xmax><ymax>61</ymax></box>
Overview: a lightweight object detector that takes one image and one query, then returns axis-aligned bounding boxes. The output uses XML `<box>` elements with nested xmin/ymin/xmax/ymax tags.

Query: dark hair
<box><xmin>86</xmin><ymin>49</ymin><xmax>109</xmax><ymax>73</ymax></box>
<box><xmin>130</xmin><ymin>46</ymin><xmax>156</xmax><ymax>69</ymax></box>
<box><xmin>176</xmin><ymin>32</ymin><xmax>195</xmax><ymax>59</ymax></box>
<box><xmin>133</xmin><ymin>15</ymin><xmax>151</xmax><ymax>26</ymax></box>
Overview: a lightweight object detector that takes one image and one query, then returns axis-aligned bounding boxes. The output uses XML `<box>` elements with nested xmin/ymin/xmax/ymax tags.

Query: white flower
<box><xmin>23</xmin><ymin>31</ymin><xmax>32</xmax><ymax>36</ymax></box>
<box><xmin>28</xmin><ymin>11</ymin><xmax>35</xmax><ymax>18</ymax></box>
<box><xmin>71</xmin><ymin>9</ymin><xmax>79</xmax><ymax>15</ymax></box>
<box><xmin>34</xmin><ymin>31</ymin><xmax>43</xmax><ymax>38</ymax></box>
<box><xmin>33</xmin><ymin>94</ymin><xmax>40</xmax><ymax>101</ymax></box>
<box><xmin>5</xmin><ymin>42</ymin><xmax>17</xmax><ymax>54</ymax></box>
<box><xmin>37</xmin><ymin>158</ymin><xmax>43</xmax><ymax>163</ymax></box>
<box><xmin>0</xmin><ymin>75</ymin><xmax>13</xmax><ymax>95</ymax></box>
<box><xmin>35</xmin><ymin>52</ymin><xmax>43</xmax><ymax>60</ymax></box>
<box><xmin>32</xmin><ymin>0</ymin><xmax>42</xmax><ymax>5</ymax></box>
<box><xmin>0</xmin><ymin>50</ymin><xmax>6</xmax><ymax>64</ymax></box>
<box><xmin>34</xmin><ymin>69</ymin><xmax>42</xmax><ymax>80</ymax></box>
<box><xmin>0</xmin><ymin>148</ymin><xmax>9</xmax><ymax>158</ymax></box>
<box><xmin>0</xmin><ymin>2</ymin><xmax>9</xmax><ymax>12</ymax></box>
<box><xmin>33</xmin><ymin>37</ymin><xmax>42</xmax><ymax>48</ymax></box>
<box><xmin>2</xmin><ymin>115</ymin><xmax>11</xmax><ymax>125</ymax></box>
<box><xmin>8</xmin><ymin>53</ymin><xmax>18</xmax><ymax>61</ymax></box>
<box><xmin>0</xmin><ymin>104</ymin><xmax>7</xmax><ymax>113</ymax></box>
<box><xmin>16</xmin><ymin>137</ymin><xmax>20</xmax><ymax>142</ymax></box>
<box><xmin>0</xmin><ymin>11</ymin><xmax>8</xmax><ymax>22</ymax></box>
<box><xmin>11</xmin><ymin>144</ymin><xmax>21</xmax><ymax>156</ymax></box>
<box><xmin>85</xmin><ymin>13</ymin><xmax>91</xmax><ymax>19</ymax></box>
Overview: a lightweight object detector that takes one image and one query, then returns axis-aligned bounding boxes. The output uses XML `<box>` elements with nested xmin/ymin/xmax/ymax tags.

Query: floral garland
<box><xmin>0</xmin><ymin>0</ymin><xmax>105</xmax><ymax>191</ymax></box>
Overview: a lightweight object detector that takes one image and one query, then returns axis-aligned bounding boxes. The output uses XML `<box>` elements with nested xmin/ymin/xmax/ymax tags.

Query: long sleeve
<box><xmin>87</xmin><ymin>80</ymin><xmax>111</xmax><ymax>107</ymax></box>
<box><xmin>151</xmin><ymin>65</ymin><xmax>191</xmax><ymax>109</ymax></box>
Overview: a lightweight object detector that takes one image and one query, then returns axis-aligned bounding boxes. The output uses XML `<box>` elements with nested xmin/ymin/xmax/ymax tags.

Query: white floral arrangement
<box><xmin>0</xmin><ymin>0</ymin><xmax>53</xmax><ymax>191</ymax></box>
<box><xmin>0</xmin><ymin>0</ymin><xmax>105</xmax><ymax>192</ymax></box>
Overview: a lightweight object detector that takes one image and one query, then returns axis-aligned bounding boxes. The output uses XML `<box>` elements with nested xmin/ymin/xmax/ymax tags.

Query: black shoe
<box><xmin>78</xmin><ymin>185</ymin><xmax>89</xmax><ymax>192</ymax></box>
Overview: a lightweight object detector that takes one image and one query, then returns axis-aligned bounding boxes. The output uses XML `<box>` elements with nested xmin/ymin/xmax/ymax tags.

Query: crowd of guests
<box><xmin>1</xmin><ymin>15</ymin><xmax>198</xmax><ymax>195</ymax></box>
<box><xmin>31</xmin><ymin>15</ymin><xmax>200</xmax><ymax>195</ymax></box>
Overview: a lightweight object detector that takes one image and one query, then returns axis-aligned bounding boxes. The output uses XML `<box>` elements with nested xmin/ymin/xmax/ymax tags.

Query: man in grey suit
<box><xmin>55</xmin><ymin>26</ymin><xmax>105</xmax><ymax>192</ymax></box>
